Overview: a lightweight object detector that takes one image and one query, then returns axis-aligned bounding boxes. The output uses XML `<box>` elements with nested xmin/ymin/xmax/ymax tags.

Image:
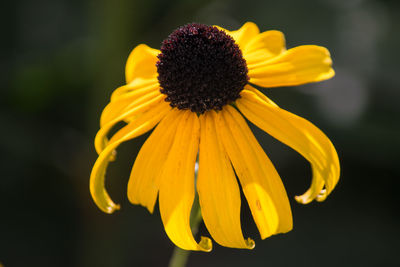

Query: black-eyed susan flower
<box><xmin>90</xmin><ymin>22</ymin><xmax>340</xmax><ymax>252</ymax></box>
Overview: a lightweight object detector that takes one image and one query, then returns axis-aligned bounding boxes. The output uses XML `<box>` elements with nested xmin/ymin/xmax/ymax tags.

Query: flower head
<box><xmin>157</xmin><ymin>23</ymin><xmax>249</xmax><ymax>113</ymax></box>
<box><xmin>90</xmin><ymin>22</ymin><xmax>340</xmax><ymax>251</ymax></box>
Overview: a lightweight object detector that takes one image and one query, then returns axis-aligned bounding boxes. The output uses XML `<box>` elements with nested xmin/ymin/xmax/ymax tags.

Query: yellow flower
<box><xmin>90</xmin><ymin>22</ymin><xmax>340</xmax><ymax>251</ymax></box>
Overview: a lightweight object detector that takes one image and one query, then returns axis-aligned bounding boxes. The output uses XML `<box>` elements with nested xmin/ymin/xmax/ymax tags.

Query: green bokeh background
<box><xmin>1</xmin><ymin>0</ymin><xmax>399</xmax><ymax>266</ymax></box>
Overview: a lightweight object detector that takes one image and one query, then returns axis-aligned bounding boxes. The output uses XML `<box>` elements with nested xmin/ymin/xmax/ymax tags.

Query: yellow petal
<box><xmin>90</xmin><ymin>102</ymin><xmax>171</xmax><ymax>214</ymax></box>
<box><xmin>217</xmin><ymin>22</ymin><xmax>260</xmax><ymax>50</ymax></box>
<box><xmin>125</xmin><ymin>44</ymin><xmax>160</xmax><ymax>84</ymax></box>
<box><xmin>197</xmin><ymin>111</ymin><xmax>255</xmax><ymax>249</ymax></box>
<box><xmin>248</xmin><ymin>45</ymin><xmax>335</xmax><ymax>87</ymax></box>
<box><xmin>217</xmin><ymin>106</ymin><xmax>293</xmax><ymax>239</ymax></box>
<box><xmin>95</xmin><ymin>92</ymin><xmax>164</xmax><ymax>155</ymax></box>
<box><xmin>127</xmin><ymin>109</ymin><xmax>181</xmax><ymax>213</ymax></box>
<box><xmin>110</xmin><ymin>77</ymin><xmax>158</xmax><ymax>102</ymax></box>
<box><xmin>107</xmin><ymin>102</ymin><xmax>170</xmax><ymax>146</ymax></box>
<box><xmin>100</xmin><ymin>81</ymin><xmax>159</xmax><ymax>127</ymax></box>
<box><xmin>242</xmin><ymin>85</ymin><xmax>278</xmax><ymax>107</ymax></box>
<box><xmin>244</xmin><ymin>30</ymin><xmax>286</xmax><ymax>66</ymax></box>
<box><xmin>237</xmin><ymin>89</ymin><xmax>340</xmax><ymax>203</ymax></box>
<box><xmin>159</xmin><ymin>110</ymin><xmax>212</xmax><ymax>251</ymax></box>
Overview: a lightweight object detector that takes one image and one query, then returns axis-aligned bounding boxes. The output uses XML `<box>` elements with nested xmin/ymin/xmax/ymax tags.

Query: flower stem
<box><xmin>168</xmin><ymin>194</ymin><xmax>202</xmax><ymax>267</ymax></box>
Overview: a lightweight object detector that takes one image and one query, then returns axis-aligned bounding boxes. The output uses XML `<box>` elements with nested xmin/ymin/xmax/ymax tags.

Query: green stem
<box><xmin>168</xmin><ymin>194</ymin><xmax>202</xmax><ymax>267</ymax></box>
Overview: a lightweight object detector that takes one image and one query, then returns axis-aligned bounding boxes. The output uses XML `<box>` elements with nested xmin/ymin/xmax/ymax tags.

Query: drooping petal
<box><xmin>127</xmin><ymin>109</ymin><xmax>181</xmax><ymax>213</ymax></box>
<box><xmin>100</xmin><ymin>81</ymin><xmax>159</xmax><ymax>127</ymax></box>
<box><xmin>197</xmin><ymin>111</ymin><xmax>254</xmax><ymax>249</ymax></box>
<box><xmin>95</xmin><ymin>92</ymin><xmax>164</xmax><ymax>155</ymax></box>
<box><xmin>243</xmin><ymin>30</ymin><xmax>286</xmax><ymax>66</ymax></box>
<box><xmin>216</xmin><ymin>22</ymin><xmax>260</xmax><ymax>51</ymax></box>
<box><xmin>248</xmin><ymin>45</ymin><xmax>335</xmax><ymax>88</ymax></box>
<box><xmin>216</xmin><ymin>106</ymin><xmax>293</xmax><ymax>239</ymax></box>
<box><xmin>159</xmin><ymin>111</ymin><xmax>212</xmax><ymax>251</ymax></box>
<box><xmin>125</xmin><ymin>44</ymin><xmax>160</xmax><ymax>83</ymax></box>
<box><xmin>236</xmin><ymin>89</ymin><xmax>340</xmax><ymax>203</ymax></box>
<box><xmin>90</xmin><ymin>102</ymin><xmax>171</xmax><ymax>214</ymax></box>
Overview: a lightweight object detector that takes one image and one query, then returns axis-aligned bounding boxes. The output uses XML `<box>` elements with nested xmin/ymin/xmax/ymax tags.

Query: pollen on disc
<box><xmin>156</xmin><ymin>23</ymin><xmax>249</xmax><ymax>114</ymax></box>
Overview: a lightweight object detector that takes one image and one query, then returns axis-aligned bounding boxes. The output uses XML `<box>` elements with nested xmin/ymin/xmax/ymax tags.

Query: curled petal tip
<box><xmin>294</xmin><ymin>195</ymin><xmax>312</xmax><ymax>205</ymax></box>
<box><xmin>316</xmin><ymin>189</ymin><xmax>328</xmax><ymax>202</ymax></box>
<box><xmin>102</xmin><ymin>203</ymin><xmax>121</xmax><ymax>214</ymax></box>
<box><xmin>245</xmin><ymin>238</ymin><xmax>256</xmax><ymax>249</ymax></box>
<box><xmin>199</xmin><ymin>236</ymin><xmax>213</xmax><ymax>252</ymax></box>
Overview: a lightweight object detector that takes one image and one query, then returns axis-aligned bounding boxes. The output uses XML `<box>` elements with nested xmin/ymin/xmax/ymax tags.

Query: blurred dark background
<box><xmin>1</xmin><ymin>0</ymin><xmax>399</xmax><ymax>266</ymax></box>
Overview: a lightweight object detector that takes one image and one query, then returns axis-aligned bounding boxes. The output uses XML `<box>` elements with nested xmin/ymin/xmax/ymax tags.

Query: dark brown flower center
<box><xmin>156</xmin><ymin>23</ymin><xmax>249</xmax><ymax>114</ymax></box>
